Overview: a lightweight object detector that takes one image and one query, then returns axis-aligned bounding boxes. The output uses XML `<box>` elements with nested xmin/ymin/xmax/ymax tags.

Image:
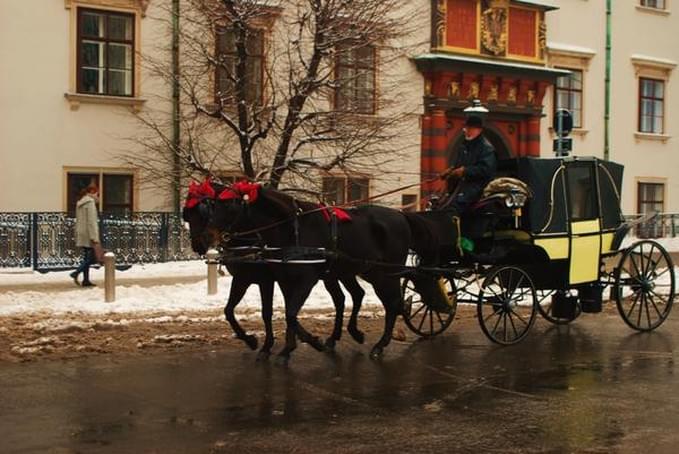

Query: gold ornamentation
<box><xmin>538</xmin><ymin>21</ymin><xmax>547</xmax><ymax>54</ymax></box>
<box><xmin>425</xmin><ymin>80</ymin><xmax>432</xmax><ymax>96</ymax></box>
<box><xmin>527</xmin><ymin>90</ymin><xmax>536</xmax><ymax>104</ymax></box>
<box><xmin>450</xmin><ymin>81</ymin><xmax>460</xmax><ymax>97</ymax></box>
<box><xmin>433</xmin><ymin>0</ymin><xmax>447</xmax><ymax>48</ymax></box>
<box><xmin>488</xmin><ymin>84</ymin><xmax>499</xmax><ymax>101</ymax></box>
<box><xmin>481</xmin><ymin>3</ymin><xmax>507</xmax><ymax>56</ymax></box>
<box><xmin>507</xmin><ymin>86</ymin><xmax>517</xmax><ymax>103</ymax></box>
<box><xmin>468</xmin><ymin>82</ymin><xmax>480</xmax><ymax>99</ymax></box>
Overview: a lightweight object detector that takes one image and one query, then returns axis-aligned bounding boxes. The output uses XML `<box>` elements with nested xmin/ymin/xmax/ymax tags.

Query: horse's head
<box><xmin>182</xmin><ymin>179</ymin><xmax>222</xmax><ymax>255</ymax></box>
<box><xmin>212</xmin><ymin>181</ymin><xmax>262</xmax><ymax>235</ymax></box>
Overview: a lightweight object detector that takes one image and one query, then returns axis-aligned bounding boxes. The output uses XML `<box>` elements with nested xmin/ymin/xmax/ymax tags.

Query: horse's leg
<box><xmin>256</xmin><ymin>276</ymin><xmax>275</xmax><ymax>361</ymax></box>
<box><xmin>341</xmin><ymin>275</ymin><xmax>366</xmax><ymax>344</ymax></box>
<box><xmin>369</xmin><ymin>278</ymin><xmax>403</xmax><ymax>359</ymax></box>
<box><xmin>322</xmin><ymin>278</ymin><xmax>345</xmax><ymax>351</ymax></box>
<box><xmin>277</xmin><ymin>277</ymin><xmax>324</xmax><ymax>361</ymax></box>
<box><xmin>224</xmin><ymin>275</ymin><xmax>258</xmax><ymax>351</ymax></box>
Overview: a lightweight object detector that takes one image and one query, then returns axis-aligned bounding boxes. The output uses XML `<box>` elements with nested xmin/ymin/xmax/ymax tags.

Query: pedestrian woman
<box><xmin>70</xmin><ymin>184</ymin><xmax>101</xmax><ymax>287</ymax></box>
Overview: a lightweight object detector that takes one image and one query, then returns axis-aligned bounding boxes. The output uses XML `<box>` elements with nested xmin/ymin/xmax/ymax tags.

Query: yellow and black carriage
<box><xmin>402</xmin><ymin>156</ymin><xmax>676</xmax><ymax>344</ymax></box>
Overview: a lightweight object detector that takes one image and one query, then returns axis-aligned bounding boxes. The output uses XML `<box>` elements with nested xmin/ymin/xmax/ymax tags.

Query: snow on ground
<box><xmin>621</xmin><ymin>236</ymin><xmax>679</xmax><ymax>252</ymax></box>
<box><xmin>0</xmin><ymin>261</ymin><xmax>384</xmax><ymax>317</ymax></box>
<box><xmin>1</xmin><ymin>235</ymin><xmax>677</xmax><ymax>318</ymax></box>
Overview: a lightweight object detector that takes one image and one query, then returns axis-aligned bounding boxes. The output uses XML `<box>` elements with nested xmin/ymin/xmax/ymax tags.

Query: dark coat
<box><xmin>446</xmin><ymin>134</ymin><xmax>497</xmax><ymax>213</ymax></box>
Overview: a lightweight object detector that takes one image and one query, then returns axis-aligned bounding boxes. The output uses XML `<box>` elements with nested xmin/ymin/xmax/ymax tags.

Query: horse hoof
<box><xmin>256</xmin><ymin>350</ymin><xmax>271</xmax><ymax>362</ymax></box>
<box><xmin>369</xmin><ymin>347</ymin><xmax>383</xmax><ymax>360</ymax></box>
<box><xmin>308</xmin><ymin>337</ymin><xmax>326</xmax><ymax>352</ymax></box>
<box><xmin>274</xmin><ymin>354</ymin><xmax>290</xmax><ymax>367</ymax></box>
<box><xmin>324</xmin><ymin>338</ymin><xmax>337</xmax><ymax>351</ymax></box>
<box><xmin>244</xmin><ymin>335</ymin><xmax>258</xmax><ymax>351</ymax></box>
<box><xmin>349</xmin><ymin>329</ymin><xmax>365</xmax><ymax>345</ymax></box>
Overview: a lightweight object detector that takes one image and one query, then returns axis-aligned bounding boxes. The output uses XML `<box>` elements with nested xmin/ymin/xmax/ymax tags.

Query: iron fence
<box><xmin>624</xmin><ymin>213</ymin><xmax>679</xmax><ymax>239</ymax></box>
<box><xmin>0</xmin><ymin>212</ymin><xmax>197</xmax><ymax>272</ymax></box>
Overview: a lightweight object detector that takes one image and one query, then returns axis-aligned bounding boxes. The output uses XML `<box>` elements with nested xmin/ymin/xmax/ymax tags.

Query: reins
<box><xmin>219</xmin><ymin>177</ymin><xmax>441</xmax><ymax>241</ymax></box>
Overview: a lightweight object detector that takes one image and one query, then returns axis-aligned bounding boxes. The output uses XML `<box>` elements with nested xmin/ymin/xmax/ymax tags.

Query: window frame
<box><xmin>65</xmin><ymin>169</ymin><xmax>136</xmax><ymax>215</ymax></box>
<box><xmin>641</xmin><ymin>0</ymin><xmax>666</xmax><ymax>10</ymax></box>
<box><xmin>334</xmin><ymin>44</ymin><xmax>378</xmax><ymax>115</ymax></box>
<box><xmin>76</xmin><ymin>7</ymin><xmax>136</xmax><ymax>97</ymax></box>
<box><xmin>636</xmin><ymin>181</ymin><xmax>666</xmax><ymax>238</ymax></box>
<box><xmin>554</xmin><ymin>67</ymin><xmax>584</xmax><ymax>129</ymax></box>
<box><xmin>321</xmin><ymin>176</ymin><xmax>370</xmax><ymax>205</ymax></box>
<box><xmin>638</xmin><ymin>77</ymin><xmax>665</xmax><ymax>134</ymax></box>
<box><xmin>214</xmin><ymin>26</ymin><xmax>266</xmax><ymax>106</ymax></box>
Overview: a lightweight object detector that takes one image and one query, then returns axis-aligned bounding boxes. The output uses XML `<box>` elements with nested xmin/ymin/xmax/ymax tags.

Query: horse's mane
<box><xmin>259</xmin><ymin>187</ymin><xmax>319</xmax><ymax>219</ymax></box>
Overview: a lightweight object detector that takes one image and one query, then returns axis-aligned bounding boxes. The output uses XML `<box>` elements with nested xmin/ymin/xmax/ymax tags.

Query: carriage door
<box><xmin>566</xmin><ymin>163</ymin><xmax>601</xmax><ymax>285</ymax></box>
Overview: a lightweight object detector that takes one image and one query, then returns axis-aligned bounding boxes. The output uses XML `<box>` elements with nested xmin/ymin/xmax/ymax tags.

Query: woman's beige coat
<box><xmin>75</xmin><ymin>195</ymin><xmax>100</xmax><ymax>247</ymax></box>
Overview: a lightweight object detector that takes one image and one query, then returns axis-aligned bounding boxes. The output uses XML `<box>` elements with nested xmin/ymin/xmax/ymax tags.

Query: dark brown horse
<box><xmin>182</xmin><ymin>188</ymin><xmax>366</xmax><ymax>360</ymax></box>
<box><xmin>209</xmin><ymin>184</ymin><xmax>413</xmax><ymax>360</ymax></box>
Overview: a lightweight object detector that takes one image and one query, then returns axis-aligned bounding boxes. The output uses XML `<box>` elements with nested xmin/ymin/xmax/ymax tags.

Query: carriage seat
<box><xmin>470</xmin><ymin>177</ymin><xmax>532</xmax><ymax>214</ymax></box>
<box><xmin>462</xmin><ymin>177</ymin><xmax>532</xmax><ymax>239</ymax></box>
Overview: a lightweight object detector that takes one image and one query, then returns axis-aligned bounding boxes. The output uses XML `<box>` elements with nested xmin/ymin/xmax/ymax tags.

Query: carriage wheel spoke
<box><xmin>630</xmin><ymin>253</ymin><xmax>643</xmax><ymax>280</ymax></box>
<box><xmin>647</xmin><ymin>292</ymin><xmax>664</xmax><ymax>320</ymax></box>
<box><xmin>502</xmin><ymin>312</ymin><xmax>508</xmax><ymax>342</ymax></box>
<box><xmin>508</xmin><ymin>305</ymin><xmax>529</xmax><ymax>326</ymax></box>
<box><xmin>417</xmin><ymin>307</ymin><xmax>429</xmax><ymax>332</ymax></box>
<box><xmin>644</xmin><ymin>293</ymin><xmax>653</xmax><ymax>329</ymax></box>
<box><xmin>429</xmin><ymin>306</ymin><xmax>434</xmax><ymax>334</ymax></box>
<box><xmin>644</xmin><ymin>245</ymin><xmax>656</xmax><ymax>277</ymax></box>
<box><xmin>625</xmin><ymin>290</ymin><xmax>642</xmax><ymax>319</ymax></box>
<box><xmin>650</xmin><ymin>289</ymin><xmax>669</xmax><ymax>307</ymax></box>
<box><xmin>409</xmin><ymin>302</ymin><xmax>426</xmax><ymax>319</ymax></box>
<box><xmin>507</xmin><ymin>310</ymin><xmax>519</xmax><ymax>339</ymax></box>
<box><xmin>490</xmin><ymin>310</ymin><xmax>503</xmax><ymax>336</ymax></box>
<box><xmin>637</xmin><ymin>293</ymin><xmax>644</xmax><ymax>327</ymax></box>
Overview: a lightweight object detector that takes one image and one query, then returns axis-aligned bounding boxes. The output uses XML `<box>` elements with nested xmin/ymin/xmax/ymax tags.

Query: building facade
<box><xmin>0</xmin><ymin>0</ymin><xmax>677</xmax><ymax>217</ymax></box>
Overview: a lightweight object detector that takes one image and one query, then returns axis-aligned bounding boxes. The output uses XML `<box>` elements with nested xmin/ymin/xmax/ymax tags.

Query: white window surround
<box><xmin>636</xmin><ymin>1</ymin><xmax>671</xmax><ymax>16</ymax></box>
<box><xmin>547</xmin><ymin>44</ymin><xmax>594</xmax><ymax>134</ymax></box>
<box><xmin>632</xmin><ymin>55</ymin><xmax>675</xmax><ymax>140</ymax></box>
<box><xmin>64</xmin><ymin>0</ymin><xmax>150</xmax><ymax>111</ymax></box>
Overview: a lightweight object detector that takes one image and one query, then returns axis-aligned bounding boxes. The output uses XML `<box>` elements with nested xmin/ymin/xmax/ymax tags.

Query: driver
<box><xmin>438</xmin><ymin>114</ymin><xmax>497</xmax><ymax>214</ymax></box>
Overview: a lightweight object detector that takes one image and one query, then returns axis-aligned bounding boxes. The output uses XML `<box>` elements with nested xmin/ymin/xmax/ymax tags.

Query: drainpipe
<box><xmin>172</xmin><ymin>0</ymin><xmax>181</xmax><ymax>213</ymax></box>
<box><xmin>604</xmin><ymin>0</ymin><xmax>611</xmax><ymax>161</ymax></box>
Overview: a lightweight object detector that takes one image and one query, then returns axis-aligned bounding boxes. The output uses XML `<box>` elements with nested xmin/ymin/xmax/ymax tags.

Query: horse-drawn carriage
<box><xmin>402</xmin><ymin>156</ymin><xmax>675</xmax><ymax>345</ymax></box>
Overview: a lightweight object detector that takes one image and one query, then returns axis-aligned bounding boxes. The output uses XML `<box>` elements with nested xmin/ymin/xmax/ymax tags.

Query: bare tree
<box><xmin>123</xmin><ymin>0</ymin><xmax>425</xmax><ymax>206</ymax></box>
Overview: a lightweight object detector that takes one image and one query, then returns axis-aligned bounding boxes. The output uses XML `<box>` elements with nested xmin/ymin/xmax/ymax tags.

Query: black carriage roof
<box><xmin>498</xmin><ymin>156</ymin><xmax>624</xmax><ymax>235</ymax></box>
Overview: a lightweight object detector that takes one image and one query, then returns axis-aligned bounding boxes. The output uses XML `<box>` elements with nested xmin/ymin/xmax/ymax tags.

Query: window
<box><xmin>401</xmin><ymin>194</ymin><xmax>418</xmax><ymax>212</ymax></box>
<box><xmin>637</xmin><ymin>182</ymin><xmax>665</xmax><ymax>237</ymax></box>
<box><xmin>641</xmin><ymin>0</ymin><xmax>666</xmax><ymax>9</ymax></box>
<box><xmin>77</xmin><ymin>8</ymin><xmax>134</xmax><ymax>96</ymax></box>
<box><xmin>335</xmin><ymin>45</ymin><xmax>377</xmax><ymax>114</ymax></box>
<box><xmin>67</xmin><ymin>172</ymin><xmax>134</xmax><ymax>216</ymax></box>
<box><xmin>322</xmin><ymin>177</ymin><xmax>369</xmax><ymax>205</ymax></box>
<box><xmin>639</xmin><ymin>78</ymin><xmax>664</xmax><ymax>134</ymax></box>
<box><xmin>566</xmin><ymin>164</ymin><xmax>598</xmax><ymax>221</ymax></box>
<box><xmin>554</xmin><ymin>69</ymin><xmax>583</xmax><ymax>128</ymax></box>
<box><xmin>216</xmin><ymin>27</ymin><xmax>264</xmax><ymax>105</ymax></box>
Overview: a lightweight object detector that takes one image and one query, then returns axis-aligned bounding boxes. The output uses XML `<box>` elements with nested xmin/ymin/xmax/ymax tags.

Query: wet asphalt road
<box><xmin>2</xmin><ymin>311</ymin><xmax>679</xmax><ymax>453</ymax></box>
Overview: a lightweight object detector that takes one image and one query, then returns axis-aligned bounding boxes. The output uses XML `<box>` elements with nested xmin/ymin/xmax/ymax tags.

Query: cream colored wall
<box><xmin>610</xmin><ymin>2</ymin><xmax>678</xmax><ymax>214</ymax></box>
<box><xmin>543</xmin><ymin>0</ymin><xmax>606</xmax><ymax>161</ymax></box>
<box><xmin>543</xmin><ymin>0</ymin><xmax>679</xmax><ymax>214</ymax></box>
<box><xmin>0</xmin><ymin>0</ymin><xmax>171</xmax><ymax>212</ymax></box>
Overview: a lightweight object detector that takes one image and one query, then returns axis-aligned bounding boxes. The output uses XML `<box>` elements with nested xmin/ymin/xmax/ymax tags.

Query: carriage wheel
<box><xmin>477</xmin><ymin>266</ymin><xmax>537</xmax><ymax>345</ymax></box>
<box><xmin>402</xmin><ymin>277</ymin><xmax>456</xmax><ymax>338</ymax></box>
<box><xmin>537</xmin><ymin>290</ymin><xmax>582</xmax><ymax>325</ymax></box>
<box><xmin>614</xmin><ymin>240</ymin><xmax>675</xmax><ymax>331</ymax></box>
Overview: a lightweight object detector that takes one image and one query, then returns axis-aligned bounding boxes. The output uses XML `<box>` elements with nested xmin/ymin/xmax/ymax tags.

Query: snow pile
<box><xmin>0</xmin><ymin>261</ymin><xmax>385</xmax><ymax>317</ymax></box>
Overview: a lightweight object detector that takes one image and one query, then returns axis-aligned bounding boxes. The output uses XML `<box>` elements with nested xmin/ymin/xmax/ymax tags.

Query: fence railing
<box><xmin>0</xmin><ymin>212</ymin><xmax>197</xmax><ymax>271</ymax></box>
<box><xmin>624</xmin><ymin>213</ymin><xmax>679</xmax><ymax>239</ymax></box>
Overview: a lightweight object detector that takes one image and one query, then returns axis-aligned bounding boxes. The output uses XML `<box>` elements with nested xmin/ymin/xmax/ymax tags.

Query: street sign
<box><xmin>553</xmin><ymin>138</ymin><xmax>573</xmax><ymax>156</ymax></box>
<box><xmin>553</xmin><ymin>109</ymin><xmax>573</xmax><ymax>137</ymax></box>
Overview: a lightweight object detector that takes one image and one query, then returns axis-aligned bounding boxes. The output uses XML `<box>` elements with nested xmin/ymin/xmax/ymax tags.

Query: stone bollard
<box><xmin>104</xmin><ymin>252</ymin><xmax>116</xmax><ymax>303</ymax></box>
<box><xmin>206</xmin><ymin>248</ymin><xmax>219</xmax><ymax>295</ymax></box>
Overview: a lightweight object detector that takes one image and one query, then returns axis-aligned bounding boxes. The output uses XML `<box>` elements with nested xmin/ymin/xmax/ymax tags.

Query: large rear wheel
<box><xmin>477</xmin><ymin>266</ymin><xmax>537</xmax><ymax>345</ymax></box>
<box><xmin>614</xmin><ymin>240</ymin><xmax>675</xmax><ymax>331</ymax></box>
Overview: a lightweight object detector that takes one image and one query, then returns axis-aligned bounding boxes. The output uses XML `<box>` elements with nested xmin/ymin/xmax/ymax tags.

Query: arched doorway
<box><xmin>446</xmin><ymin>125</ymin><xmax>513</xmax><ymax>166</ymax></box>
